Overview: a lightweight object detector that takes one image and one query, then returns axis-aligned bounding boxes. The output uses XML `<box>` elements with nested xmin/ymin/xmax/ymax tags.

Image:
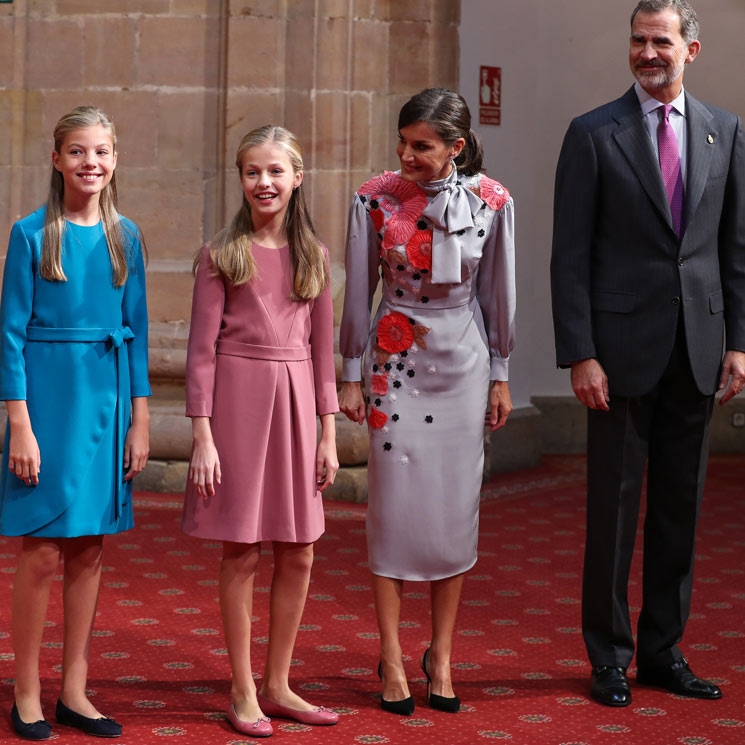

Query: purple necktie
<box><xmin>657</xmin><ymin>104</ymin><xmax>685</xmax><ymax>237</ymax></box>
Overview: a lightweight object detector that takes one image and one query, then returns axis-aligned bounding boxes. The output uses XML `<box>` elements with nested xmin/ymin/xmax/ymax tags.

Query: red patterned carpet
<box><xmin>0</xmin><ymin>455</ymin><xmax>743</xmax><ymax>745</ymax></box>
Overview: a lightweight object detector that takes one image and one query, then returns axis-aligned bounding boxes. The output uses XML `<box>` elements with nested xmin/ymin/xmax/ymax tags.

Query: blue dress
<box><xmin>0</xmin><ymin>206</ymin><xmax>150</xmax><ymax>537</ymax></box>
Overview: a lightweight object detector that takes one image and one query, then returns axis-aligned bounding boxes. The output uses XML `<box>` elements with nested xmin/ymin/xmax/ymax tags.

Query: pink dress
<box><xmin>181</xmin><ymin>243</ymin><xmax>338</xmax><ymax>544</ymax></box>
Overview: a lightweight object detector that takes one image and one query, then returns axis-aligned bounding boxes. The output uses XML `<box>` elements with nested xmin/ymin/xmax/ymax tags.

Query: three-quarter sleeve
<box><xmin>0</xmin><ymin>222</ymin><xmax>35</xmax><ymax>400</ymax></box>
<box><xmin>185</xmin><ymin>244</ymin><xmax>226</xmax><ymax>417</ymax></box>
<box><xmin>339</xmin><ymin>195</ymin><xmax>381</xmax><ymax>381</ymax></box>
<box><xmin>121</xmin><ymin>229</ymin><xmax>151</xmax><ymax>398</ymax></box>
<box><xmin>309</xmin><ymin>246</ymin><xmax>339</xmax><ymax>416</ymax></box>
<box><xmin>476</xmin><ymin>199</ymin><xmax>516</xmax><ymax>381</ymax></box>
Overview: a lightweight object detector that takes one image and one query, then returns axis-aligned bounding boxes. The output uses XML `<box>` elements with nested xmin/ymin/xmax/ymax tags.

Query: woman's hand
<box><xmin>124</xmin><ymin>397</ymin><xmax>150</xmax><ymax>481</ymax></box>
<box><xmin>339</xmin><ymin>381</ymin><xmax>366</xmax><ymax>424</ymax></box>
<box><xmin>6</xmin><ymin>400</ymin><xmax>41</xmax><ymax>486</ymax></box>
<box><xmin>316</xmin><ymin>413</ymin><xmax>339</xmax><ymax>491</ymax></box>
<box><xmin>189</xmin><ymin>417</ymin><xmax>221</xmax><ymax>498</ymax></box>
<box><xmin>486</xmin><ymin>380</ymin><xmax>512</xmax><ymax>431</ymax></box>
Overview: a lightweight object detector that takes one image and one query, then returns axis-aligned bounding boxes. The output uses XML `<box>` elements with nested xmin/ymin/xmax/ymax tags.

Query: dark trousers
<box><xmin>582</xmin><ymin>329</ymin><xmax>715</xmax><ymax>668</ymax></box>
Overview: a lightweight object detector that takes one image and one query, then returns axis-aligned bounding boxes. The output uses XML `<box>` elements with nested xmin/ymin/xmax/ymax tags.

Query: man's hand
<box><xmin>571</xmin><ymin>358</ymin><xmax>610</xmax><ymax>411</ymax></box>
<box><xmin>719</xmin><ymin>350</ymin><xmax>745</xmax><ymax>405</ymax></box>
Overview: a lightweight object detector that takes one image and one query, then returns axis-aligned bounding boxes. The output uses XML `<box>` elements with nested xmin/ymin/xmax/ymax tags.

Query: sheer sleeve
<box><xmin>476</xmin><ymin>198</ymin><xmax>516</xmax><ymax>381</ymax></box>
<box><xmin>339</xmin><ymin>195</ymin><xmax>381</xmax><ymax>382</ymax></box>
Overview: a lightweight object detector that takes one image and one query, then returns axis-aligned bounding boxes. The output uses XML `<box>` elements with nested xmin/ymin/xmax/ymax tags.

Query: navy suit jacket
<box><xmin>551</xmin><ymin>86</ymin><xmax>745</xmax><ymax>397</ymax></box>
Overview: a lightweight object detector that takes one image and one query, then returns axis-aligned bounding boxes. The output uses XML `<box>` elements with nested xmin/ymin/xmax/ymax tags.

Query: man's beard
<box><xmin>635</xmin><ymin>60</ymin><xmax>684</xmax><ymax>90</ymax></box>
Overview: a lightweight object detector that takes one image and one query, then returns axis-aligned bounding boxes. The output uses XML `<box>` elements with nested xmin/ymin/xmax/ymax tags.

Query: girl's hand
<box><xmin>315</xmin><ymin>438</ymin><xmax>339</xmax><ymax>492</ymax></box>
<box><xmin>339</xmin><ymin>381</ymin><xmax>366</xmax><ymax>424</ymax></box>
<box><xmin>124</xmin><ymin>397</ymin><xmax>150</xmax><ymax>481</ymax></box>
<box><xmin>189</xmin><ymin>417</ymin><xmax>221</xmax><ymax>498</ymax></box>
<box><xmin>6</xmin><ymin>400</ymin><xmax>41</xmax><ymax>486</ymax></box>
<box><xmin>486</xmin><ymin>380</ymin><xmax>512</xmax><ymax>431</ymax></box>
<box><xmin>8</xmin><ymin>426</ymin><xmax>41</xmax><ymax>486</ymax></box>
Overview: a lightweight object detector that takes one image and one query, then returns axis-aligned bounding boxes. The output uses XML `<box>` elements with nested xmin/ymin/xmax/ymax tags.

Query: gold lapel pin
<box><xmin>707</xmin><ymin>134</ymin><xmax>714</xmax><ymax>144</ymax></box>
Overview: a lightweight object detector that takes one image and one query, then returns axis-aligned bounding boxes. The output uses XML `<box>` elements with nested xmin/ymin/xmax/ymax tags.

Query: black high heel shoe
<box><xmin>422</xmin><ymin>648</ymin><xmax>460</xmax><ymax>713</ymax></box>
<box><xmin>377</xmin><ymin>661</ymin><xmax>415</xmax><ymax>716</ymax></box>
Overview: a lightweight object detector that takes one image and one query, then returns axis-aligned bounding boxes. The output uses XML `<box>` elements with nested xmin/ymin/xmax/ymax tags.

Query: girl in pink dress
<box><xmin>182</xmin><ymin>126</ymin><xmax>339</xmax><ymax>737</ymax></box>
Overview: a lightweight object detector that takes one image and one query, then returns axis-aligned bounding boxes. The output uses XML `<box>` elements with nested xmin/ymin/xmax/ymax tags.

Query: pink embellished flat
<box><xmin>256</xmin><ymin>694</ymin><xmax>338</xmax><ymax>726</ymax></box>
<box><xmin>226</xmin><ymin>704</ymin><xmax>273</xmax><ymax>738</ymax></box>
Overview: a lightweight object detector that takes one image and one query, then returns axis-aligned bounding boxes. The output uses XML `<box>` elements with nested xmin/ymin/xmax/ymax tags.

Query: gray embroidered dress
<box><xmin>340</xmin><ymin>168</ymin><xmax>516</xmax><ymax>581</ymax></box>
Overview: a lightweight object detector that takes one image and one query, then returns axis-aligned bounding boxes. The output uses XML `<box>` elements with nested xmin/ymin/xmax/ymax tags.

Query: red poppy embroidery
<box><xmin>371</xmin><ymin>374</ymin><xmax>388</xmax><ymax>395</ymax></box>
<box><xmin>406</xmin><ymin>230</ymin><xmax>433</xmax><ymax>271</ymax></box>
<box><xmin>369</xmin><ymin>207</ymin><xmax>385</xmax><ymax>233</ymax></box>
<box><xmin>368</xmin><ymin>406</ymin><xmax>388</xmax><ymax>430</ymax></box>
<box><xmin>479</xmin><ymin>175</ymin><xmax>510</xmax><ymax>211</ymax></box>
<box><xmin>359</xmin><ymin>172</ymin><xmax>427</xmax><ymax>250</ymax></box>
<box><xmin>376</xmin><ymin>311</ymin><xmax>415</xmax><ymax>353</ymax></box>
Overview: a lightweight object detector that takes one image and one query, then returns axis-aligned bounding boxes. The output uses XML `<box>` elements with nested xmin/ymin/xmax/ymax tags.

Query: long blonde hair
<box><xmin>43</xmin><ymin>106</ymin><xmax>129</xmax><ymax>286</ymax></box>
<box><xmin>203</xmin><ymin>125</ymin><xmax>328</xmax><ymax>300</ymax></box>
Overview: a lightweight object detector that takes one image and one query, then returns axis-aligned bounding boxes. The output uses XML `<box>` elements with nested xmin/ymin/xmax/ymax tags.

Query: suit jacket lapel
<box><xmin>685</xmin><ymin>92</ymin><xmax>716</xmax><ymax>226</ymax></box>
<box><xmin>612</xmin><ymin>87</ymin><xmax>673</xmax><ymax>232</ymax></box>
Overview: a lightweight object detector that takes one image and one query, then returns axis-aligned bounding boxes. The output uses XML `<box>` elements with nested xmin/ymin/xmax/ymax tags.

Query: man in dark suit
<box><xmin>551</xmin><ymin>0</ymin><xmax>745</xmax><ymax>707</ymax></box>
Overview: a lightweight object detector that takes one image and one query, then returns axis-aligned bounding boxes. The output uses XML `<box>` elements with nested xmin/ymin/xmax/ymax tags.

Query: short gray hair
<box><xmin>631</xmin><ymin>0</ymin><xmax>700</xmax><ymax>44</ymax></box>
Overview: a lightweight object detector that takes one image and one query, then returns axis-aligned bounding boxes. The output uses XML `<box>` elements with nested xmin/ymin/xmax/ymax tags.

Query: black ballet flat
<box><xmin>422</xmin><ymin>648</ymin><xmax>461</xmax><ymax>713</ymax></box>
<box><xmin>377</xmin><ymin>661</ymin><xmax>415</xmax><ymax>716</ymax></box>
<box><xmin>56</xmin><ymin>699</ymin><xmax>122</xmax><ymax>738</ymax></box>
<box><xmin>10</xmin><ymin>702</ymin><xmax>52</xmax><ymax>741</ymax></box>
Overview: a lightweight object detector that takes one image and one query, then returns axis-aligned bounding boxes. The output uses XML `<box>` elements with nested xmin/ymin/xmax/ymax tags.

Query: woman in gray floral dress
<box><xmin>339</xmin><ymin>89</ymin><xmax>516</xmax><ymax>714</ymax></box>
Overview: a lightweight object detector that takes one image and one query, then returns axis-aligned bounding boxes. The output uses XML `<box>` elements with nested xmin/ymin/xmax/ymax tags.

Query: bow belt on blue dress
<box><xmin>25</xmin><ymin>326</ymin><xmax>135</xmax><ymax>520</ymax></box>
<box><xmin>216</xmin><ymin>339</ymin><xmax>311</xmax><ymax>361</ymax></box>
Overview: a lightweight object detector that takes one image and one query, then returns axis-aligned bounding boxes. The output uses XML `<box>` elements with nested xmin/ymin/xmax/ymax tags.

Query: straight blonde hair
<box><xmin>42</xmin><ymin>106</ymin><xmax>130</xmax><ymax>286</ymax></box>
<box><xmin>203</xmin><ymin>125</ymin><xmax>328</xmax><ymax>300</ymax></box>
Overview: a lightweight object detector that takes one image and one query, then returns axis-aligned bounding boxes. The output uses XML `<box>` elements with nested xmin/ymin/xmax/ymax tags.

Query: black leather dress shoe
<box><xmin>590</xmin><ymin>666</ymin><xmax>631</xmax><ymax>707</ymax></box>
<box><xmin>636</xmin><ymin>659</ymin><xmax>722</xmax><ymax>699</ymax></box>
<box><xmin>56</xmin><ymin>699</ymin><xmax>123</xmax><ymax>738</ymax></box>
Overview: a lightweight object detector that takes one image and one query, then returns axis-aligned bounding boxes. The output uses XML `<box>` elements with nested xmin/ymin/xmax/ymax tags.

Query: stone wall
<box><xmin>0</xmin><ymin>0</ymin><xmax>461</xmax><ymax>497</ymax></box>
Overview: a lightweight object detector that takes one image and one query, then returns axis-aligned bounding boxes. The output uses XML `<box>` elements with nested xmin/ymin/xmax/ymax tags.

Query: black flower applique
<box><xmin>370</xmin><ymin>198</ymin><xmax>379</xmax><ymax>209</ymax></box>
<box><xmin>374</xmin><ymin>398</ymin><xmax>382</xmax><ymax>406</ymax></box>
<box><xmin>412</xmin><ymin>272</ymin><xmax>421</xmax><ymax>280</ymax></box>
<box><xmin>478</xmin><ymin>229</ymin><xmax>485</xmax><ymax>237</ymax></box>
<box><xmin>396</xmin><ymin>363</ymin><xmax>404</xmax><ymax>371</ymax></box>
<box><xmin>417</xmin><ymin>220</ymin><xmax>427</xmax><ymax>230</ymax></box>
<box><xmin>400</xmin><ymin>350</ymin><xmax>408</xmax><ymax>357</ymax></box>
<box><xmin>366</xmin><ymin>396</ymin><xmax>371</xmax><ymax>404</ymax></box>
<box><xmin>393</xmin><ymin>380</ymin><xmax>402</xmax><ymax>389</ymax></box>
<box><xmin>359</xmin><ymin>195</ymin><xmax>367</xmax><ymax>203</ymax></box>
<box><xmin>384</xmin><ymin>363</ymin><xmax>392</xmax><ymax>371</ymax></box>
<box><xmin>383</xmin><ymin>442</ymin><xmax>392</xmax><ymax>451</ymax></box>
<box><xmin>391</xmin><ymin>414</ymin><xmax>399</xmax><ymax>422</ymax></box>
<box><xmin>425</xmin><ymin>415</ymin><xmax>433</xmax><ymax>423</ymax></box>
<box><xmin>397</xmin><ymin>264</ymin><xmax>405</xmax><ymax>271</ymax></box>
<box><xmin>395</xmin><ymin>288</ymin><xmax>404</xmax><ymax>297</ymax></box>
<box><xmin>407</xmin><ymin>370</ymin><xmax>416</xmax><ymax>378</ymax></box>
<box><xmin>372</xmin><ymin>364</ymin><xmax>379</xmax><ymax>372</ymax></box>
<box><xmin>420</xmin><ymin>269</ymin><xmax>429</xmax><ymax>275</ymax></box>
<box><xmin>421</xmin><ymin>297</ymin><xmax>429</xmax><ymax>303</ymax></box>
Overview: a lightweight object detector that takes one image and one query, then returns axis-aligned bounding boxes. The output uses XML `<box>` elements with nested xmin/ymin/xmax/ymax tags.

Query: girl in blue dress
<box><xmin>0</xmin><ymin>106</ymin><xmax>151</xmax><ymax>740</ymax></box>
